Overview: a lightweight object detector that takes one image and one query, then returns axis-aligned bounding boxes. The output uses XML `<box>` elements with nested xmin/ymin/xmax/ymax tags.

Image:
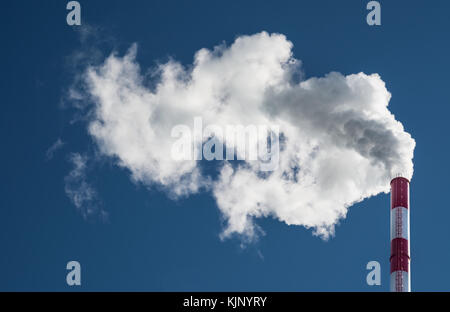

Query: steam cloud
<box><xmin>76</xmin><ymin>32</ymin><xmax>415</xmax><ymax>240</ymax></box>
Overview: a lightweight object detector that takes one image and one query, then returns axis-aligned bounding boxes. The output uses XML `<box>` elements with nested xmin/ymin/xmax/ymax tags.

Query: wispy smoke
<box><xmin>45</xmin><ymin>138</ymin><xmax>65</xmax><ymax>160</ymax></box>
<box><xmin>64</xmin><ymin>153</ymin><xmax>107</xmax><ymax>221</ymax></box>
<box><xmin>72</xmin><ymin>32</ymin><xmax>415</xmax><ymax>240</ymax></box>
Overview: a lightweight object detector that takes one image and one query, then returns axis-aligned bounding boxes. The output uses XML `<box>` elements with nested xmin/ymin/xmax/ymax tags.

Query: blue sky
<box><xmin>1</xmin><ymin>0</ymin><xmax>449</xmax><ymax>291</ymax></box>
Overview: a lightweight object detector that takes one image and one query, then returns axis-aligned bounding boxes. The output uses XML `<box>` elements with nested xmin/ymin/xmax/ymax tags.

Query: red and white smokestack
<box><xmin>390</xmin><ymin>176</ymin><xmax>411</xmax><ymax>292</ymax></box>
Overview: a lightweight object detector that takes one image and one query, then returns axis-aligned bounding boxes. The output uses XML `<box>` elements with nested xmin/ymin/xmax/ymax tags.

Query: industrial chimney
<box><xmin>390</xmin><ymin>176</ymin><xmax>411</xmax><ymax>292</ymax></box>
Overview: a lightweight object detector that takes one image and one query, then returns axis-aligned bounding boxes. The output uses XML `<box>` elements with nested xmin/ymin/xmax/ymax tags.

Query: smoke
<box><xmin>64</xmin><ymin>153</ymin><xmax>108</xmax><ymax>221</ymax></box>
<box><xmin>45</xmin><ymin>138</ymin><xmax>65</xmax><ymax>160</ymax></box>
<box><xmin>74</xmin><ymin>32</ymin><xmax>415</xmax><ymax>240</ymax></box>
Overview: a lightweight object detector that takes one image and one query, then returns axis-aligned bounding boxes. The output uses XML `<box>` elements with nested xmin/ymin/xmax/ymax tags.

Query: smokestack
<box><xmin>390</xmin><ymin>175</ymin><xmax>411</xmax><ymax>292</ymax></box>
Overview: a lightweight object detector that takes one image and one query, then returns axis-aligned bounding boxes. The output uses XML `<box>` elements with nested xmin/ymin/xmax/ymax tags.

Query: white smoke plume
<box><xmin>77</xmin><ymin>32</ymin><xmax>415</xmax><ymax>240</ymax></box>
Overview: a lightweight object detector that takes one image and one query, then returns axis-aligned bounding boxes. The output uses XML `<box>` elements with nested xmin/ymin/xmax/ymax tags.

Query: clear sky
<box><xmin>1</xmin><ymin>0</ymin><xmax>449</xmax><ymax>291</ymax></box>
